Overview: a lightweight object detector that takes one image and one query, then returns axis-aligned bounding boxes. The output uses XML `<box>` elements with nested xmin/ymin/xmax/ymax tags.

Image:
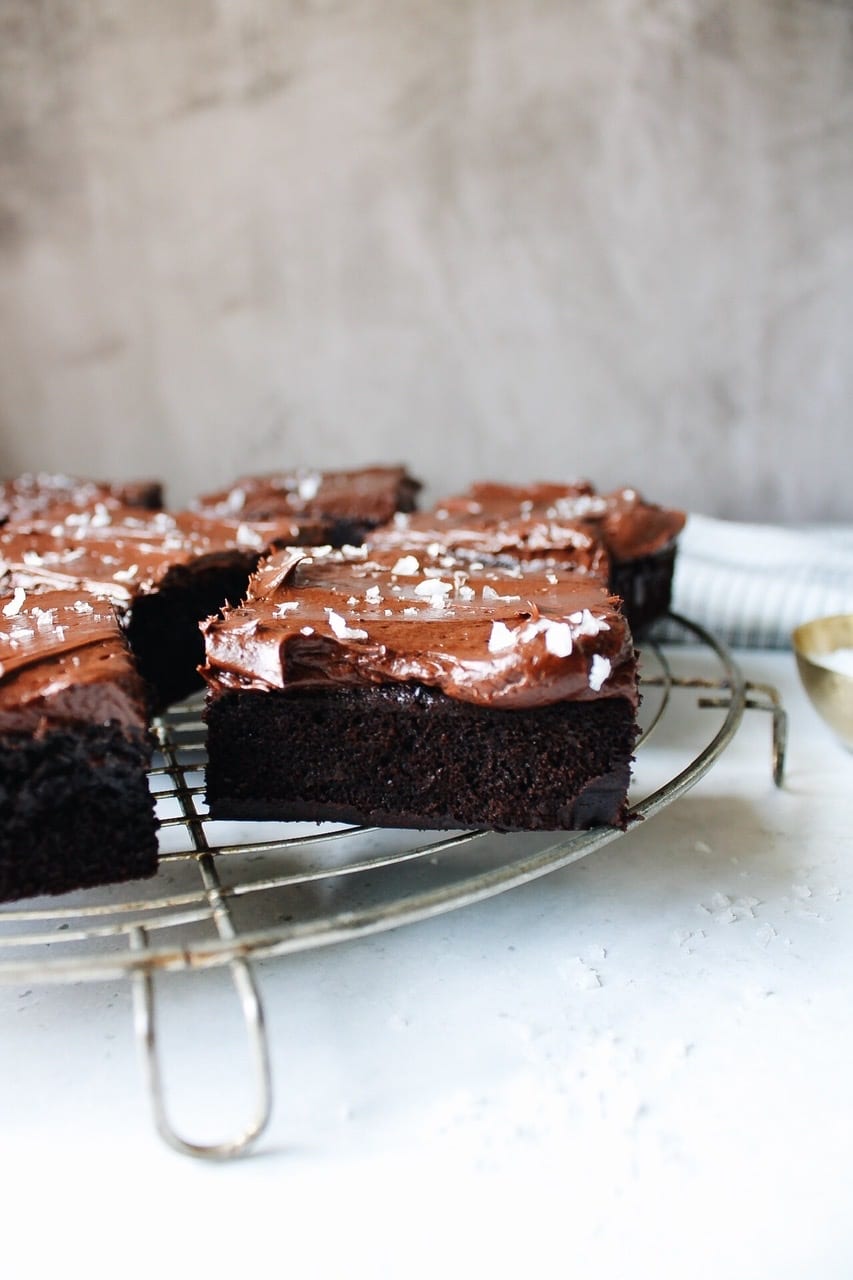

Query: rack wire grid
<box><xmin>0</xmin><ymin>613</ymin><xmax>786</xmax><ymax>1159</ymax></box>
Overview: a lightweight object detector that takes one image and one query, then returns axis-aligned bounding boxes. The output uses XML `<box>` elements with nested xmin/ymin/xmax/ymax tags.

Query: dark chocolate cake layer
<box><xmin>206</xmin><ymin>684</ymin><xmax>636</xmax><ymax>832</ymax></box>
<box><xmin>0</xmin><ymin>587</ymin><xmax>158</xmax><ymax>902</ymax></box>
<box><xmin>201</xmin><ymin>546</ymin><xmax>638</xmax><ymax>831</ymax></box>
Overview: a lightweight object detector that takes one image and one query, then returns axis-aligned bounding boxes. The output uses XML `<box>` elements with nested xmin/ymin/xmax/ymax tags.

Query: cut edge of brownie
<box><xmin>0</xmin><ymin>720</ymin><xmax>159</xmax><ymax>902</ymax></box>
<box><xmin>205</xmin><ymin>683</ymin><xmax>638</xmax><ymax>833</ymax></box>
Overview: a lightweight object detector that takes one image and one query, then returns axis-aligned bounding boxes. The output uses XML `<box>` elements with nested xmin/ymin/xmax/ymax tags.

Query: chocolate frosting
<box><xmin>374</xmin><ymin>481</ymin><xmax>685</xmax><ymax>569</ymax></box>
<box><xmin>0</xmin><ymin>587</ymin><xmax>148</xmax><ymax>731</ymax></box>
<box><xmin>200</xmin><ymin>546</ymin><xmax>638</xmax><ymax>710</ymax></box>
<box><xmin>0</xmin><ymin>472</ymin><xmax>162</xmax><ymax>528</ymax></box>
<box><xmin>0</xmin><ymin>506</ymin><xmax>305</xmax><ymax>603</ymax></box>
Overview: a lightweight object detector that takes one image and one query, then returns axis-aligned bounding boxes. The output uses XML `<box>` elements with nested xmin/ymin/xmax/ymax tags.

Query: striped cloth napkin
<box><xmin>660</xmin><ymin>515</ymin><xmax>853</xmax><ymax>648</ymax></box>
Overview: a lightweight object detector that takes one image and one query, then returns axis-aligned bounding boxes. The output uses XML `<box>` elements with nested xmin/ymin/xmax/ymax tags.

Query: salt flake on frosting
<box><xmin>414</xmin><ymin>578</ymin><xmax>452</xmax><ymax>597</ymax></box>
<box><xmin>570</xmin><ymin>609</ymin><xmax>610</xmax><ymax>637</ymax></box>
<box><xmin>544</xmin><ymin>621</ymin><xmax>573</xmax><ymax>657</ymax></box>
<box><xmin>273</xmin><ymin>601</ymin><xmax>299</xmax><ymax>617</ymax></box>
<box><xmin>482</xmin><ymin>585</ymin><xmax>521</xmax><ymax>604</ymax></box>
<box><xmin>589</xmin><ymin>654</ymin><xmax>612</xmax><ymax>691</ymax></box>
<box><xmin>113</xmin><ymin>564</ymin><xmax>139</xmax><ymax>584</ymax></box>
<box><xmin>391</xmin><ymin>555</ymin><xmax>419</xmax><ymax>576</ymax></box>
<box><xmin>2</xmin><ymin>587</ymin><xmax>26</xmax><ymax>618</ymax></box>
<box><xmin>488</xmin><ymin>620</ymin><xmax>516</xmax><ymax>653</ymax></box>
<box><xmin>325</xmin><ymin>609</ymin><xmax>368</xmax><ymax>641</ymax></box>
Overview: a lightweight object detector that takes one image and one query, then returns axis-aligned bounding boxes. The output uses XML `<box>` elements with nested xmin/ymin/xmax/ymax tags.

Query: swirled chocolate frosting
<box><xmin>200</xmin><ymin>546</ymin><xmax>638</xmax><ymax>710</ymax></box>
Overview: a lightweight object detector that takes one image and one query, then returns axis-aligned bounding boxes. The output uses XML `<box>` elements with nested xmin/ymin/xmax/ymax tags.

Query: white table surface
<box><xmin>3</xmin><ymin>648</ymin><xmax>852</xmax><ymax>1279</ymax></box>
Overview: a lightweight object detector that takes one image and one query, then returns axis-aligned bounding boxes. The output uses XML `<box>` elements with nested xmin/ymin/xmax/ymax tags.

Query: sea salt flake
<box><xmin>488</xmin><ymin>620</ymin><xmax>516</xmax><ymax>653</ymax></box>
<box><xmin>297</xmin><ymin>473</ymin><xmax>320</xmax><ymax>501</ymax></box>
<box><xmin>482</xmin><ymin>585</ymin><xmax>521</xmax><ymax>604</ymax></box>
<box><xmin>403</xmin><ymin>607</ymin><xmax>419</xmax><ymax>617</ymax></box>
<box><xmin>72</xmin><ymin>600</ymin><xmax>94</xmax><ymax>614</ymax></box>
<box><xmin>575</xmin><ymin>608</ymin><xmax>610</xmax><ymax>638</ymax></box>
<box><xmin>588</xmin><ymin>654</ymin><xmax>611</xmax><ymax>691</ymax></box>
<box><xmin>546</xmin><ymin>573</ymin><xmax>558</xmax><ymax>585</ymax></box>
<box><xmin>364</xmin><ymin>586</ymin><xmax>382</xmax><ymax>604</ymax></box>
<box><xmin>710</xmin><ymin>892</ymin><xmax>731</xmax><ymax>910</ymax></box>
<box><xmin>458</xmin><ymin>585</ymin><xmax>475</xmax><ymax>602</ymax></box>
<box><xmin>545</xmin><ymin>621</ymin><xmax>573</xmax><ymax>657</ymax></box>
<box><xmin>33</xmin><ymin>608</ymin><xmax>56</xmax><ymax>631</ymax></box>
<box><xmin>414</xmin><ymin>578</ymin><xmax>452</xmax><ymax>597</ymax></box>
<box><xmin>112</xmin><ymin>564</ymin><xmax>139</xmax><ymax>583</ymax></box>
<box><xmin>300</xmin><ymin>626</ymin><xmax>314</xmax><ymax>636</ymax></box>
<box><xmin>22</xmin><ymin>551</ymin><xmax>44</xmax><ymax>567</ymax></box>
<box><xmin>272</xmin><ymin>601</ymin><xmax>299</xmax><ymax>617</ymax></box>
<box><xmin>235</xmin><ymin>523</ymin><xmax>264</xmax><ymax>549</ymax></box>
<box><xmin>325</xmin><ymin>609</ymin><xmax>368</xmax><ymax>641</ymax></box>
<box><xmin>2</xmin><ymin>588</ymin><xmax>26</xmax><ymax>618</ymax></box>
<box><xmin>391</xmin><ymin>555</ymin><xmax>420</xmax><ymax>576</ymax></box>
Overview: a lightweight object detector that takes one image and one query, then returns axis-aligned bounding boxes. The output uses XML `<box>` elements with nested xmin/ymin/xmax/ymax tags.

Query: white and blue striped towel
<box><xmin>662</xmin><ymin>515</ymin><xmax>853</xmax><ymax>648</ymax></box>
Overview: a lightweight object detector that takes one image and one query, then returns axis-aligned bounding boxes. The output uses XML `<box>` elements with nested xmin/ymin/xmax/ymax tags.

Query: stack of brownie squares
<box><xmin>0</xmin><ymin>464</ymin><xmax>684</xmax><ymax>903</ymax></box>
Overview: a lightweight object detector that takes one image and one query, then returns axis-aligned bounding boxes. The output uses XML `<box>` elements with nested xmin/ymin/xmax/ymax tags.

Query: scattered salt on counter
<box><xmin>811</xmin><ymin>646</ymin><xmax>853</xmax><ymax>676</ymax></box>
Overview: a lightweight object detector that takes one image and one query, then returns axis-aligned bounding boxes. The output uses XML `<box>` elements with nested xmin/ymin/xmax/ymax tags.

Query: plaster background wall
<box><xmin>0</xmin><ymin>0</ymin><xmax>850</xmax><ymax>518</ymax></box>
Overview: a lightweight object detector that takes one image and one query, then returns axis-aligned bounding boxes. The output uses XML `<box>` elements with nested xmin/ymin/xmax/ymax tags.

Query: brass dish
<box><xmin>792</xmin><ymin>613</ymin><xmax>853</xmax><ymax>751</ymax></box>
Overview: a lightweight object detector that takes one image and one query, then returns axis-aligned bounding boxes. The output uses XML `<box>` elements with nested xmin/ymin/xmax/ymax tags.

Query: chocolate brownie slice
<box><xmin>192</xmin><ymin>465</ymin><xmax>421</xmax><ymax>546</ymax></box>
<box><xmin>0</xmin><ymin>586</ymin><xmax>158</xmax><ymax>902</ymax></box>
<box><xmin>0</xmin><ymin>472</ymin><xmax>163</xmax><ymax>528</ymax></box>
<box><xmin>370</xmin><ymin>480</ymin><xmax>685</xmax><ymax>632</ymax></box>
<box><xmin>201</xmin><ymin>546</ymin><xmax>639</xmax><ymax>832</ymax></box>
<box><xmin>0</xmin><ymin>507</ymin><xmax>274</xmax><ymax>708</ymax></box>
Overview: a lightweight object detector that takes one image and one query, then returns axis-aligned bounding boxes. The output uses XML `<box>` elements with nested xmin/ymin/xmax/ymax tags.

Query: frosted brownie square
<box><xmin>200</xmin><ymin>546</ymin><xmax>639</xmax><ymax>832</ymax></box>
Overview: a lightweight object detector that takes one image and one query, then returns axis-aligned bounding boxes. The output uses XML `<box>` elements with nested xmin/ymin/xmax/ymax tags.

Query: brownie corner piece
<box><xmin>0</xmin><ymin>587</ymin><xmax>159</xmax><ymax>903</ymax></box>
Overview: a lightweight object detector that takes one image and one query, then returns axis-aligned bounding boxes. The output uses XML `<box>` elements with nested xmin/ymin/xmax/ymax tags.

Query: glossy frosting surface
<box><xmin>201</xmin><ymin>546</ymin><xmax>638</xmax><ymax>709</ymax></box>
<box><xmin>371</xmin><ymin>480</ymin><xmax>684</xmax><ymax>568</ymax></box>
<box><xmin>0</xmin><ymin>506</ymin><xmax>292</xmax><ymax>601</ymax></box>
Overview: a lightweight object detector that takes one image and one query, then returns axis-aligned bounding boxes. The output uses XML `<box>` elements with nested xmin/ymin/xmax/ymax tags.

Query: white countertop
<box><xmin>3</xmin><ymin>648</ymin><xmax>852</xmax><ymax>1279</ymax></box>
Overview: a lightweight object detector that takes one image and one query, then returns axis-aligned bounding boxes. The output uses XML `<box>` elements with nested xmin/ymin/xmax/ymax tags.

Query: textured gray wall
<box><xmin>0</xmin><ymin>0</ymin><xmax>851</xmax><ymax>518</ymax></box>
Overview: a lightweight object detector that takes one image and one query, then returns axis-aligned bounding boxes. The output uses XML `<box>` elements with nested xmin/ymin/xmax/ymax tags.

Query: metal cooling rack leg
<box><xmin>129</xmin><ymin>927</ymin><xmax>272</xmax><ymax>1160</ymax></box>
<box><xmin>696</xmin><ymin>681</ymin><xmax>788</xmax><ymax>788</ymax></box>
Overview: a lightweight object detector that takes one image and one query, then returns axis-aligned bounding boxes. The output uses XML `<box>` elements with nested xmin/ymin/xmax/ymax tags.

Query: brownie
<box><xmin>369</xmin><ymin>481</ymin><xmax>685</xmax><ymax>632</ymax></box>
<box><xmin>0</xmin><ymin>586</ymin><xmax>158</xmax><ymax>902</ymax></box>
<box><xmin>0</xmin><ymin>507</ymin><xmax>273</xmax><ymax>708</ymax></box>
<box><xmin>201</xmin><ymin>546</ymin><xmax>639</xmax><ymax>832</ymax></box>
<box><xmin>192</xmin><ymin>465</ymin><xmax>421</xmax><ymax>546</ymax></box>
<box><xmin>0</xmin><ymin>472</ymin><xmax>163</xmax><ymax>528</ymax></box>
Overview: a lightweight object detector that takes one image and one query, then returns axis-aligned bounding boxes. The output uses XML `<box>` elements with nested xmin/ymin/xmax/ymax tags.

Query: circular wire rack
<box><xmin>0</xmin><ymin>613</ymin><xmax>786</xmax><ymax>1159</ymax></box>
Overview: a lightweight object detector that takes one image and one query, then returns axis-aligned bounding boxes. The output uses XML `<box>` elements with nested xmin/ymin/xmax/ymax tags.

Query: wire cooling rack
<box><xmin>0</xmin><ymin>614</ymin><xmax>786</xmax><ymax>1159</ymax></box>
